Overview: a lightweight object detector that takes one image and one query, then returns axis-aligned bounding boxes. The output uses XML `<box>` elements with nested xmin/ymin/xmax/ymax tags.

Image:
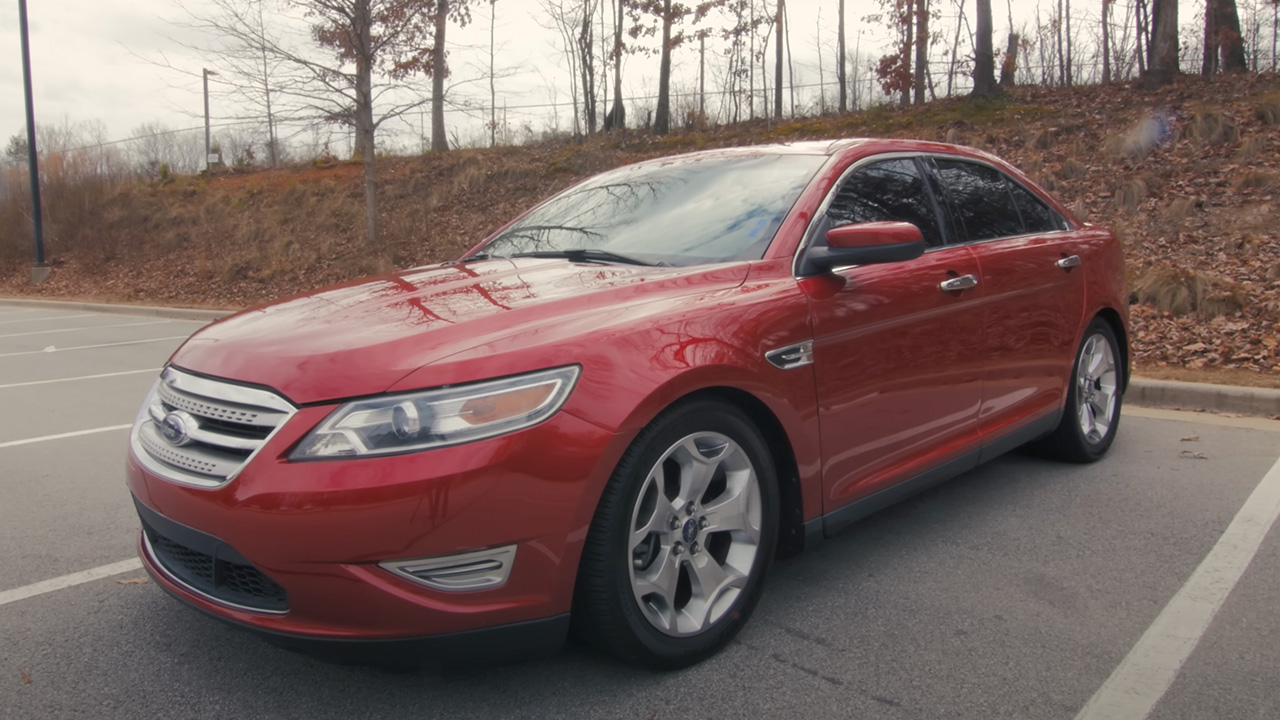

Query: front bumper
<box><xmin>127</xmin><ymin>405</ymin><xmax>628</xmax><ymax>652</ymax></box>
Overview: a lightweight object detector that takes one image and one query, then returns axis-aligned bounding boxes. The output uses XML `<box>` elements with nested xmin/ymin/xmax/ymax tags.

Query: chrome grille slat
<box><xmin>131</xmin><ymin>368</ymin><xmax>296</xmax><ymax>489</ymax></box>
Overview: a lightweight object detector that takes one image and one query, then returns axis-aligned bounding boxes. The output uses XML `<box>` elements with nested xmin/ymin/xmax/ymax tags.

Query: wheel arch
<box><xmin>1093</xmin><ymin>306</ymin><xmax>1130</xmax><ymax>393</ymax></box>
<box><xmin>675</xmin><ymin>386</ymin><xmax>808</xmax><ymax>559</ymax></box>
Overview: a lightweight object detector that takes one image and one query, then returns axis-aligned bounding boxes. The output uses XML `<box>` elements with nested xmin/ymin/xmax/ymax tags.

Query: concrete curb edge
<box><xmin>1126</xmin><ymin>378</ymin><xmax>1280</xmax><ymax>419</ymax></box>
<box><xmin>0</xmin><ymin>297</ymin><xmax>232</xmax><ymax>322</ymax></box>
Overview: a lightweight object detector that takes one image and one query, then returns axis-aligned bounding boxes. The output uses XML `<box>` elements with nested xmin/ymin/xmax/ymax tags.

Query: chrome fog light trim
<box><xmin>380</xmin><ymin>545</ymin><xmax>517</xmax><ymax>592</ymax></box>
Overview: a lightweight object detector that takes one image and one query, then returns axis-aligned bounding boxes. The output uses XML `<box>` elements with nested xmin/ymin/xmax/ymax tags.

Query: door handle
<box><xmin>939</xmin><ymin>274</ymin><xmax>978</xmax><ymax>292</ymax></box>
<box><xmin>1056</xmin><ymin>255</ymin><xmax>1082</xmax><ymax>269</ymax></box>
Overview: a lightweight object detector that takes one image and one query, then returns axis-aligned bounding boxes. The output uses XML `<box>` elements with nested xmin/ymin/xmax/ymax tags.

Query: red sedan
<box><xmin>126</xmin><ymin>139</ymin><xmax>1128</xmax><ymax>669</ymax></box>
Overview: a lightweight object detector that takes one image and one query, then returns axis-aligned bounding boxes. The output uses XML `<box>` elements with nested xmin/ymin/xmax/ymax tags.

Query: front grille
<box><xmin>131</xmin><ymin>367</ymin><xmax>295</xmax><ymax>488</ymax></box>
<box><xmin>145</xmin><ymin>525</ymin><xmax>289</xmax><ymax>613</ymax></box>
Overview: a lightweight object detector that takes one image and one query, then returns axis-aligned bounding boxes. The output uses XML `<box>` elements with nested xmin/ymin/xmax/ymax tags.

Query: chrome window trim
<box><xmin>141</xmin><ymin>532</ymin><xmax>288</xmax><ymax>616</ymax></box>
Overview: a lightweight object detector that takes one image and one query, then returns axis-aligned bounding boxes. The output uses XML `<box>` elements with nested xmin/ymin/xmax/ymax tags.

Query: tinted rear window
<box><xmin>934</xmin><ymin>159</ymin><xmax>1024</xmax><ymax>242</ymax></box>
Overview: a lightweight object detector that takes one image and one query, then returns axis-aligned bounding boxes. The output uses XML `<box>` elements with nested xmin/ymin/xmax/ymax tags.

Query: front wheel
<box><xmin>1035</xmin><ymin>318</ymin><xmax>1124</xmax><ymax>463</ymax></box>
<box><xmin>574</xmin><ymin>400</ymin><xmax>779</xmax><ymax>669</ymax></box>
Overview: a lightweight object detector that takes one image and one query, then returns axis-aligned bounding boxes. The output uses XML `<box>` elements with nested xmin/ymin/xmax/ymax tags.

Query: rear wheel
<box><xmin>1035</xmin><ymin>318</ymin><xmax>1123</xmax><ymax>462</ymax></box>
<box><xmin>574</xmin><ymin>400</ymin><xmax>778</xmax><ymax>669</ymax></box>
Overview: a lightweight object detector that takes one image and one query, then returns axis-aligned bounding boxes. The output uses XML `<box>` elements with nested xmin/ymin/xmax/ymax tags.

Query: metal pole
<box><xmin>203</xmin><ymin>68</ymin><xmax>212</xmax><ymax>172</ymax></box>
<box><xmin>18</xmin><ymin>0</ymin><xmax>48</xmax><ymax>280</ymax></box>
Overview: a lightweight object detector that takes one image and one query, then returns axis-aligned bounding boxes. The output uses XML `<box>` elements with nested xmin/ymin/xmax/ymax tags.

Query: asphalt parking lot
<box><xmin>2</xmin><ymin>303</ymin><xmax>1278</xmax><ymax>720</ymax></box>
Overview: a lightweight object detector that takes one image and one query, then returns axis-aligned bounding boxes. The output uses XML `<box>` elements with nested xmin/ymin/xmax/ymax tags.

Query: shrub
<box><xmin>1131</xmin><ymin>265</ymin><xmax>1246</xmax><ymax>319</ymax></box>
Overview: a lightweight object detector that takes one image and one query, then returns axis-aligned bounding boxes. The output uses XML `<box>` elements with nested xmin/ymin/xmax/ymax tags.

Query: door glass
<box><xmin>827</xmin><ymin>159</ymin><xmax>943</xmax><ymax>247</ymax></box>
<box><xmin>933</xmin><ymin>159</ymin><xmax>1024</xmax><ymax>241</ymax></box>
<box><xmin>1007</xmin><ymin>180</ymin><xmax>1067</xmax><ymax>233</ymax></box>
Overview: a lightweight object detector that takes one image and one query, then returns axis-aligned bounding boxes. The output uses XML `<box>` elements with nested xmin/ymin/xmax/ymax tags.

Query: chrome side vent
<box><xmin>380</xmin><ymin>545</ymin><xmax>517</xmax><ymax>592</ymax></box>
<box><xmin>765</xmin><ymin>340</ymin><xmax>814</xmax><ymax>370</ymax></box>
<box><xmin>131</xmin><ymin>367</ymin><xmax>296</xmax><ymax>489</ymax></box>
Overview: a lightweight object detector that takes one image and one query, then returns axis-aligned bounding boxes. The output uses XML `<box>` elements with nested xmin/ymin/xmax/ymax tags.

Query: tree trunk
<box><xmin>579</xmin><ymin>2</ymin><xmax>597</xmax><ymax>133</ymax></box>
<box><xmin>947</xmin><ymin>1</ymin><xmax>964</xmax><ymax>95</ymax></box>
<box><xmin>914</xmin><ymin>0</ymin><xmax>928</xmax><ymax>104</ymax></box>
<box><xmin>837</xmin><ymin>0</ymin><xmax>847</xmax><ymax>112</ymax></box>
<box><xmin>1204</xmin><ymin>0</ymin><xmax>1218</xmax><ymax>74</ymax></box>
<box><xmin>1000</xmin><ymin>32</ymin><xmax>1019</xmax><ymax>85</ymax></box>
<box><xmin>654</xmin><ymin>0</ymin><xmax>673</xmax><ymax>134</ymax></box>
<box><xmin>354</xmin><ymin>0</ymin><xmax>378</xmax><ymax>247</ymax></box>
<box><xmin>605</xmin><ymin>0</ymin><xmax>625</xmax><ymax>130</ymax></box>
<box><xmin>431</xmin><ymin>0</ymin><xmax>448</xmax><ymax>152</ymax></box>
<box><xmin>1141</xmin><ymin>0</ymin><xmax>1152</xmax><ymax>73</ymax></box>
<box><xmin>489</xmin><ymin>0</ymin><xmax>497</xmax><ymax>146</ymax></box>
<box><xmin>1145</xmin><ymin>0</ymin><xmax>1178</xmax><ymax>85</ymax></box>
<box><xmin>1065</xmin><ymin>0</ymin><xmax>1073</xmax><ymax>84</ymax></box>
<box><xmin>1102</xmin><ymin>0</ymin><xmax>1112</xmax><ymax>83</ymax></box>
<box><xmin>901</xmin><ymin>0</ymin><xmax>913</xmax><ymax>106</ymax></box>
<box><xmin>1218</xmin><ymin>0</ymin><xmax>1249</xmax><ymax>71</ymax></box>
<box><xmin>775</xmin><ymin>0</ymin><xmax>784</xmax><ymax>118</ymax></box>
<box><xmin>972</xmin><ymin>0</ymin><xmax>999</xmax><ymax>97</ymax></box>
<box><xmin>1056</xmin><ymin>0</ymin><xmax>1065</xmax><ymax>85</ymax></box>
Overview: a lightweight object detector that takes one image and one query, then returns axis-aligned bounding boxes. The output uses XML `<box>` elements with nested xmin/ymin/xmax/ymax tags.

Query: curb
<box><xmin>0</xmin><ymin>298</ymin><xmax>232</xmax><ymax>322</ymax></box>
<box><xmin>1128</xmin><ymin>378</ymin><xmax>1280</xmax><ymax>419</ymax></box>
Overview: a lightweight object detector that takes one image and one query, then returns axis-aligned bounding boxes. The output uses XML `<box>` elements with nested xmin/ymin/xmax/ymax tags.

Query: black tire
<box><xmin>1034</xmin><ymin>318</ymin><xmax>1124</xmax><ymax>463</ymax></box>
<box><xmin>573</xmin><ymin>399</ymin><xmax>779</xmax><ymax>670</ymax></box>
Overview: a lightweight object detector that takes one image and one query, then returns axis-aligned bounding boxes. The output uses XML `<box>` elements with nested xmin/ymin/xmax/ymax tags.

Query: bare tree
<box><xmin>1145</xmin><ymin>0</ymin><xmax>1178</xmax><ymax>85</ymax></box>
<box><xmin>1203</xmin><ymin>0</ymin><xmax>1249</xmax><ymax>74</ymax></box>
<box><xmin>1102</xmin><ymin>0</ymin><xmax>1112</xmax><ymax>82</ymax></box>
<box><xmin>914</xmin><ymin>0</ymin><xmax>929</xmax><ymax>103</ymax></box>
<box><xmin>837</xmin><ymin>0</ymin><xmax>847</xmax><ymax>111</ymax></box>
<box><xmin>775</xmin><ymin>0</ymin><xmax>784</xmax><ymax>117</ymax></box>
<box><xmin>972</xmin><ymin>0</ymin><xmax>1000</xmax><ymax>97</ymax></box>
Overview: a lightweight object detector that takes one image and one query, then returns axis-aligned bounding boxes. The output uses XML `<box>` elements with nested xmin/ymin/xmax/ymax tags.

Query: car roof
<box><xmin>657</xmin><ymin>137</ymin><xmax>991</xmax><ymax>161</ymax></box>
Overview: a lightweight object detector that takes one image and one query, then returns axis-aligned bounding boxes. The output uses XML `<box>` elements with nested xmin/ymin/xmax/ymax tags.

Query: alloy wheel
<box><xmin>626</xmin><ymin>432</ymin><xmax>762</xmax><ymax>637</ymax></box>
<box><xmin>1075</xmin><ymin>332</ymin><xmax>1119</xmax><ymax>445</ymax></box>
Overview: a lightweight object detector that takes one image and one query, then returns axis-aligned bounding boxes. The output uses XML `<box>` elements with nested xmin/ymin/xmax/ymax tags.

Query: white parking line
<box><xmin>0</xmin><ymin>319</ymin><xmax>173</xmax><ymax>339</ymax></box>
<box><xmin>0</xmin><ymin>313</ymin><xmax>96</xmax><ymax>326</ymax></box>
<box><xmin>0</xmin><ymin>559</ymin><xmax>143</xmax><ymax>607</ymax></box>
<box><xmin>0</xmin><ymin>368</ymin><xmax>162</xmax><ymax>390</ymax></box>
<box><xmin>1075</xmin><ymin>453</ymin><xmax>1280</xmax><ymax>720</ymax></box>
<box><xmin>0</xmin><ymin>425</ymin><xmax>132</xmax><ymax>449</ymax></box>
<box><xmin>0</xmin><ymin>335</ymin><xmax>190</xmax><ymax>358</ymax></box>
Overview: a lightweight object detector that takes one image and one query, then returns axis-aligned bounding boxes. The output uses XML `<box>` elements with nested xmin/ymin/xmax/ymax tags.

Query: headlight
<box><xmin>290</xmin><ymin>366</ymin><xmax>580</xmax><ymax>460</ymax></box>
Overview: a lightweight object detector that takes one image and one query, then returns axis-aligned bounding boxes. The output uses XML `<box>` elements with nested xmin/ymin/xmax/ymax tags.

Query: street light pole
<box><xmin>203</xmin><ymin>68</ymin><xmax>217</xmax><ymax>172</ymax></box>
<box><xmin>18</xmin><ymin>0</ymin><xmax>49</xmax><ymax>284</ymax></box>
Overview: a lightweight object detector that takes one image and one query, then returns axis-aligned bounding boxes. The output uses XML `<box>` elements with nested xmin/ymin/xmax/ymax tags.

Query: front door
<box><xmin>801</xmin><ymin>157</ymin><xmax>987</xmax><ymax>515</ymax></box>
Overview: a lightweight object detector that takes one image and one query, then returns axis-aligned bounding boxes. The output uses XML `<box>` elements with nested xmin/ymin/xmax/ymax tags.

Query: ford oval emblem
<box><xmin>159</xmin><ymin>411</ymin><xmax>195</xmax><ymax>447</ymax></box>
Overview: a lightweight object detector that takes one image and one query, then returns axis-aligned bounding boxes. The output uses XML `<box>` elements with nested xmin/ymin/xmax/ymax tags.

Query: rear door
<box><xmin>927</xmin><ymin>157</ymin><xmax>1085</xmax><ymax>438</ymax></box>
<box><xmin>802</xmin><ymin>157</ymin><xmax>986</xmax><ymax>514</ymax></box>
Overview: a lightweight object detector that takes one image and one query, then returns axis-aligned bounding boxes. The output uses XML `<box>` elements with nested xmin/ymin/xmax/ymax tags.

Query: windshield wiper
<box><xmin>510</xmin><ymin>249</ymin><xmax>658</xmax><ymax>267</ymax></box>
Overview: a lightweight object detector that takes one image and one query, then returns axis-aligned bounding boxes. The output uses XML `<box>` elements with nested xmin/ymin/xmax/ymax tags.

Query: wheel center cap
<box><xmin>681</xmin><ymin>518</ymin><xmax>699</xmax><ymax>544</ymax></box>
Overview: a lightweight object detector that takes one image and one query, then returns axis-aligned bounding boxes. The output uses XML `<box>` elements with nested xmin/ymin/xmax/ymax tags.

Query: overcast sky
<box><xmin>0</xmin><ymin>0</ymin><xmax>1222</xmax><ymax>153</ymax></box>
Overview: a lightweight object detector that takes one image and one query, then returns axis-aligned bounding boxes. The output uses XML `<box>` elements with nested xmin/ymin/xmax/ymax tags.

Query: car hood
<box><xmin>171</xmin><ymin>258</ymin><xmax>750</xmax><ymax>404</ymax></box>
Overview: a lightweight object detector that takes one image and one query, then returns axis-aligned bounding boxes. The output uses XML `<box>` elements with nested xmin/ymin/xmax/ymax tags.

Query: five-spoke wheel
<box><xmin>574</xmin><ymin>400</ymin><xmax>778</xmax><ymax>669</ymax></box>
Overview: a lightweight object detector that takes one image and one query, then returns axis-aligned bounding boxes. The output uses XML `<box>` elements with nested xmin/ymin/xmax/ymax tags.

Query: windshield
<box><xmin>473</xmin><ymin>153</ymin><xmax>826</xmax><ymax>267</ymax></box>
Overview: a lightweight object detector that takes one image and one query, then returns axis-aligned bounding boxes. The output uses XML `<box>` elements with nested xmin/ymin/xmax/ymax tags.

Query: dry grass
<box><xmin>1131</xmin><ymin>266</ymin><xmax>1247</xmax><ymax>320</ymax></box>
<box><xmin>1238</xmin><ymin>134</ymin><xmax>1267</xmax><ymax>162</ymax></box>
<box><xmin>1026</xmin><ymin>128</ymin><xmax>1056</xmax><ymax>151</ymax></box>
<box><xmin>1256</xmin><ymin>93</ymin><xmax>1280</xmax><ymax>126</ymax></box>
<box><xmin>1183</xmin><ymin>106</ymin><xmax>1239</xmax><ymax>147</ymax></box>
<box><xmin>1114</xmin><ymin>177</ymin><xmax>1148</xmax><ymax>213</ymax></box>
<box><xmin>1056</xmin><ymin>158</ymin><xmax>1088</xmax><ymax>180</ymax></box>
<box><xmin>1234</xmin><ymin>170</ymin><xmax>1279</xmax><ymax>190</ymax></box>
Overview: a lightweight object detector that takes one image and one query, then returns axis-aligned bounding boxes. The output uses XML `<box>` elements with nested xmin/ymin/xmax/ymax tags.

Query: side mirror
<box><xmin>801</xmin><ymin>221</ymin><xmax>926</xmax><ymax>275</ymax></box>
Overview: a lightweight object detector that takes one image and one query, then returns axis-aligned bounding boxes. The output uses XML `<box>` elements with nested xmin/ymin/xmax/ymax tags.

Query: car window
<box><xmin>933</xmin><ymin>159</ymin><xmax>1024</xmax><ymax>242</ymax></box>
<box><xmin>826</xmin><ymin>158</ymin><xmax>943</xmax><ymax>248</ymax></box>
<box><xmin>1007</xmin><ymin>179</ymin><xmax>1067</xmax><ymax>233</ymax></box>
<box><xmin>477</xmin><ymin>154</ymin><xmax>826</xmax><ymax>267</ymax></box>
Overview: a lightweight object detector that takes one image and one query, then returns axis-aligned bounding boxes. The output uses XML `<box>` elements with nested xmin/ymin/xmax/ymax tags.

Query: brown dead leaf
<box><xmin>19</xmin><ymin>667</ymin><xmax>30</xmax><ymax>685</ymax></box>
<box><xmin>1179</xmin><ymin>450</ymin><xmax>1209</xmax><ymax>459</ymax></box>
<box><xmin>1180</xmin><ymin>436</ymin><xmax>1200</xmax><ymax>442</ymax></box>
<box><xmin>114</xmin><ymin>577</ymin><xmax>148</xmax><ymax>585</ymax></box>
